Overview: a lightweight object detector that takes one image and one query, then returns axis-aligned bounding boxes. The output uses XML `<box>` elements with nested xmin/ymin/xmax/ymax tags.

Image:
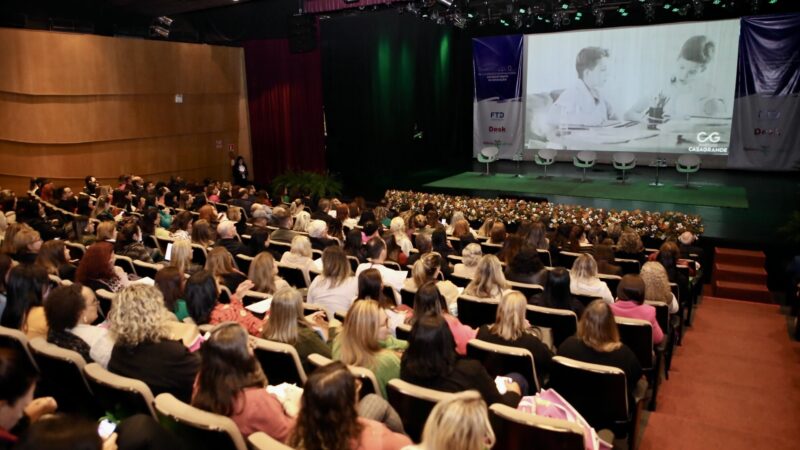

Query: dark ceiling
<box><xmin>0</xmin><ymin>0</ymin><xmax>799</xmax><ymax>44</ymax></box>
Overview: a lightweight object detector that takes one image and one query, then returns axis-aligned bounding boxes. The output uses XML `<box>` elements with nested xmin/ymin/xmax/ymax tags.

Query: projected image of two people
<box><xmin>526</xmin><ymin>21</ymin><xmax>739</xmax><ymax>154</ymax></box>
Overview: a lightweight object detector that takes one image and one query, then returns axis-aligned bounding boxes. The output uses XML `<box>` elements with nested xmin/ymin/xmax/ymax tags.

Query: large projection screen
<box><xmin>524</xmin><ymin>20</ymin><xmax>740</xmax><ymax>155</ymax></box>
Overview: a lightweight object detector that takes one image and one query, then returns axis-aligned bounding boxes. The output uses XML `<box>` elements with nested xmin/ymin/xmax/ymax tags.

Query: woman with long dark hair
<box><xmin>288</xmin><ymin>361</ymin><xmax>411</xmax><ymax>450</ymax></box>
<box><xmin>1</xmin><ymin>264</ymin><xmax>50</xmax><ymax>339</ymax></box>
<box><xmin>532</xmin><ymin>267</ymin><xmax>585</xmax><ymax>318</ymax></box>
<box><xmin>193</xmin><ymin>322</ymin><xmax>294</xmax><ymax>442</ymax></box>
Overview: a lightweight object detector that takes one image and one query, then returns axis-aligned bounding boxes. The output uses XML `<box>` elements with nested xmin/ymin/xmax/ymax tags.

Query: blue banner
<box><xmin>729</xmin><ymin>13</ymin><xmax>800</xmax><ymax>170</ymax></box>
<box><xmin>473</xmin><ymin>35</ymin><xmax>525</xmax><ymax>159</ymax></box>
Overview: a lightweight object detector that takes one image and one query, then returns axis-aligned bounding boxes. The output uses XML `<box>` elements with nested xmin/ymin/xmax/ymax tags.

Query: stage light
<box><xmin>663</xmin><ymin>3</ymin><xmax>671</xmax><ymax>9</ymax></box>
<box><xmin>519</xmin><ymin>8</ymin><xmax>526</xmax><ymax>14</ymax></box>
<box><xmin>467</xmin><ymin>13</ymin><xmax>474</xmax><ymax>18</ymax></box>
<box><xmin>437</xmin><ymin>0</ymin><xmax>452</xmax><ymax>7</ymax></box>
<box><xmin>150</xmin><ymin>25</ymin><xmax>169</xmax><ymax>38</ymax></box>
<box><xmin>156</xmin><ymin>16</ymin><xmax>173</xmax><ymax>27</ymax></box>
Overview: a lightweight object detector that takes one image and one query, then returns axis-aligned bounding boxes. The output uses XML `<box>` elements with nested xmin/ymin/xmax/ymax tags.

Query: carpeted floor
<box><xmin>638</xmin><ymin>297</ymin><xmax>800</xmax><ymax>449</ymax></box>
<box><xmin>424</xmin><ymin>172</ymin><xmax>749</xmax><ymax>208</ymax></box>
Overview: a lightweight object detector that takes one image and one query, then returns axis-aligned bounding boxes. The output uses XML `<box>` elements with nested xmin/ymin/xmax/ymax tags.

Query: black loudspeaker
<box><xmin>288</xmin><ymin>14</ymin><xmax>316</xmax><ymax>54</ymax></box>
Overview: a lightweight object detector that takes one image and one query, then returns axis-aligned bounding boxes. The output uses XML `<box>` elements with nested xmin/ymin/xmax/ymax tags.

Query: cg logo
<box><xmin>697</xmin><ymin>131</ymin><xmax>721</xmax><ymax>143</ymax></box>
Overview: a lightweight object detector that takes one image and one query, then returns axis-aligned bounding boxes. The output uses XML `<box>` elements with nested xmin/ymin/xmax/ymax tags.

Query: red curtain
<box><xmin>243</xmin><ymin>39</ymin><xmax>326</xmax><ymax>186</ymax></box>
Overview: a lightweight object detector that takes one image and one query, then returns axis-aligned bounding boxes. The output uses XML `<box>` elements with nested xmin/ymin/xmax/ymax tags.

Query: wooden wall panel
<box><xmin>0</xmin><ymin>28</ymin><xmax>249</xmax><ymax>195</ymax></box>
<box><xmin>0</xmin><ymin>93</ymin><xmax>240</xmax><ymax>143</ymax></box>
<box><xmin>0</xmin><ymin>29</ymin><xmax>242</xmax><ymax>95</ymax></box>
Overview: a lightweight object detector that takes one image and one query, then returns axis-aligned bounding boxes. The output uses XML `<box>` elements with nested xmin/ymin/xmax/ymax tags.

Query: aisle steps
<box><xmin>712</xmin><ymin>248</ymin><xmax>771</xmax><ymax>303</ymax></box>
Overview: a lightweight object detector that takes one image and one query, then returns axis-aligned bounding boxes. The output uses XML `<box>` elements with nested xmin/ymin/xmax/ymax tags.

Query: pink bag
<box><xmin>517</xmin><ymin>388</ymin><xmax>612</xmax><ymax>450</ymax></box>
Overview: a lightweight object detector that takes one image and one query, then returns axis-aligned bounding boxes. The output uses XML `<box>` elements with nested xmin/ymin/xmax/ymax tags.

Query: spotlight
<box><xmin>150</xmin><ymin>25</ymin><xmax>169</xmax><ymax>38</ymax></box>
<box><xmin>156</xmin><ymin>16</ymin><xmax>173</xmax><ymax>27</ymax></box>
<box><xmin>438</xmin><ymin>0</ymin><xmax>452</xmax><ymax>7</ymax></box>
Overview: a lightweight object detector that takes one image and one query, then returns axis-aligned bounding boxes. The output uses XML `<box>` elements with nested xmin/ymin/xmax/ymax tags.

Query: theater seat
<box><xmin>154</xmin><ymin>393</ymin><xmax>247</xmax><ymax>450</ymax></box>
<box><xmin>386</xmin><ymin>379</ymin><xmax>456</xmax><ymax>442</ymax></box>
<box><xmin>489</xmin><ymin>403</ymin><xmax>585</xmax><ymax>450</ymax></box>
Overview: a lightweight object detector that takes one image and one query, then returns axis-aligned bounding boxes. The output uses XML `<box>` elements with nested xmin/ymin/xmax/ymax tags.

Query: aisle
<box><xmin>639</xmin><ymin>297</ymin><xmax>800</xmax><ymax>449</ymax></box>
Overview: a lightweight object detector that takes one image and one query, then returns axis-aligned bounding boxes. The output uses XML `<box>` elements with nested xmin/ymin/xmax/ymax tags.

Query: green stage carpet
<box><xmin>424</xmin><ymin>172</ymin><xmax>749</xmax><ymax>209</ymax></box>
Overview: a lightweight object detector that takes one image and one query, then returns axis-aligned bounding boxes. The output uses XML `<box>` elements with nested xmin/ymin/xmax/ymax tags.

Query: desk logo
<box><xmin>697</xmin><ymin>131</ymin><xmax>721</xmax><ymax>143</ymax></box>
<box><xmin>489</xmin><ymin>112</ymin><xmax>505</xmax><ymax>120</ymax></box>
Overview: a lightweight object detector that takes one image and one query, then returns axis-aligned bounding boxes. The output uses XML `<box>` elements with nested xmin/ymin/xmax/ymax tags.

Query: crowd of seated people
<box><xmin>0</xmin><ymin>174</ymin><xmax>705</xmax><ymax>449</ymax></box>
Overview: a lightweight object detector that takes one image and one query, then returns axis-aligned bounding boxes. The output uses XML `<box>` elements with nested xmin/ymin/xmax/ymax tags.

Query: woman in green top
<box><xmin>155</xmin><ymin>266</ymin><xmax>189</xmax><ymax>321</ymax></box>
<box><xmin>261</xmin><ymin>287</ymin><xmax>332</xmax><ymax>373</ymax></box>
<box><xmin>332</xmin><ymin>299</ymin><xmax>408</xmax><ymax>397</ymax></box>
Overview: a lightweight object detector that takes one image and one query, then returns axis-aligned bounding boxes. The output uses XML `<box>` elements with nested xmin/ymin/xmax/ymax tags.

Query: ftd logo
<box><xmin>490</xmin><ymin>112</ymin><xmax>505</xmax><ymax>120</ymax></box>
<box><xmin>489</xmin><ymin>126</ymin><xmax>506</xmax><ymax>133</ymax></box>
<box><xmin>696</xmin><ymin>131</ymin><xmax>721</xmax><ymax>143</ymax></box>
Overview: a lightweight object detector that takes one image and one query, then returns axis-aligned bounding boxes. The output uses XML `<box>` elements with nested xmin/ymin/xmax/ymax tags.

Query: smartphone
<box><xmin>164</xmin><ymin>243</ymin><xmax>173</xmax><ymax>262</ymax></box>
<box><xmin>97</xmin><ymin>419</ymin><xmax>117</xmax><ymax>440</ymax></box>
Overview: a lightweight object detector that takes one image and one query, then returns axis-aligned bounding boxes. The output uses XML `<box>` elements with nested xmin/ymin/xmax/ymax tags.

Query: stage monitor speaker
<box><xmin>288</xmin><ymin>14</ymin><xmax>316</xmax><ymax>54</ymax></box>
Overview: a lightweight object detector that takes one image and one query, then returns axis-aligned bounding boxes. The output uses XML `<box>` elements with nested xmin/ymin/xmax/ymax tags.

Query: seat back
<box><xmin>615</xmin><ymin>258</ymin><xmax>641</xmax><ymax>275</ymax></box>
<box><xmin>481</xmin><ymin>242</ymin><xmax>503</xmax><ymax>255</ymax></box>
<box><xmin>612</xmin><ymin>152</ymin><xmax>636</xmax><ymax>169</ymax></box>
<box><xmin>448</xmin><ymin>273</ymin><xmax>472</xmax><ymax>288</ymax></box>
<box><xmin>346</xmin><ymin>255</ymin><xmax>360</xmax><ymax>272</ymax></box>
<box><xmin>191</xmin><ymin>244</ymin><xmax>208</xmax><ymax>266</ymax></box>
<box><xmin>537</xmin><ymin>249</ymin><xmax>552</xmax><ymax>267</ymax></box>
<box><xmin>156</xmin><ymin>236</ymin><xmax>174</xmax><ymax>254</ymax></box>
<box><xmin>154</xmin><ymin>393</ymin><xmax>247</xmax><ymax>450</ymax></box>
<box><xmin>65</xmin><ymin>241</ymin><xmax>86</xmax><ymax>261</ymax></box>
<box><xmin>84</xmin><ymin>362</ymin><xmax>157</xmax><ymax>419</ymax></box>
<box><xmin>0</xmin><ymin>326</ymin><xmax>38</xmax><ymax>370</ymax></box>
<box><xmin>386</xmin><ymin>379</ymin><xmax>456</xmax><ymax>442</ymax></box>
<box><xmin>277</xmin><ymin>264</ymin><xmax>307</xmax><ymax>288</ymax></box>
<box><xmin>307</xmin><ymin>353</ymin><xmax>381</xmax><ymax>399</ymax></box>
<box><xmin>525</xmin><ymin>305</ymin><xmax>578</xmax><ymax>348</ymax></box>
<box><xmin>267</xmin><ymin>241</ymin><xmax>291</xmax><ymax>260</ymax></box>
<box><xmin>507</xmin><ymin>281</ymin><xmax>543</xmax><ymax>299</ymax></box>
<box><xmin>235</xmin><ymin>254</ymin><xmax>254</xmax><ymax>275</ymax></box>
<box><xmin>549</xmin><ymin>356</ymin><xmax>629</xmax><ymax>430</ymax></box>
<box><xmin>94</xmin><ymin>289</ymin><xmax>116</xmax><ymax>316</ymax></box>
<box><xmin>113</xmin><ymin>254</ymin><xmax>137</xmax><ymax>276</ymax></box>
<box><xmin>395</xmin><ymin>323</ymin><xmax>411</xmax><ymax>341</ymax></box>
<box><xmin>615</xmin><ymin>317</ymin><xmax>654</xmax><ymax>370</ymax></box>
<box><xmin>572</xmin><ymin>294</ymin><xmax>599</xmax><ymax>307</ymax></box>
<box><xmin>467</xmin><ymin>339</ymin><xmax>539</xmax><ymax>392</ymax></box>
<box><xmin>28</xmin><ymin>338</ymin><xmax>96</xmax><ymax>414</ymax></box>
<box><xmin>242</xmin><ymin>291</ymin><xmax>271</xmax><ymax>308</ymax></box>
<box><xmin>558</xmin><ymin>251</ymin><xmax>581</xmax><ymax>268</ymax></box>
<box><xmin>489</xmin><ymin>403</ymin><xmax>584</xmax><ymax>450</ymax></box>
<box><xmin>456</xmin><ymin>295</ymin><xmax>500</xmax><ymax>328</ymax></box>
<box><xmin>383</xmin><ymin>261</ymin><xmax>402</xmax><ymax>271</ymax></box>
<box><xmin>599</xmin><ymin>274</ymin><xmax>621</xmax><ymax>296</ymax></box>
<box><xmin>133</xmin><ymin>261</ymin><xmax>160</xmax><ymax>279</ymax></box>
<box><xmin>400</xmin><ymin>287</ymin><xmax>417</xmax><ymax>308</ymax></box>
<box><xmin>644</xmin><ymin>301</ymin><xmax>669</xmax><ymax>336</ymax></box>
<box><xmin>252</xmin><ymin>337</ymin><xmax>307</xmax><ymax>385</ymax></box>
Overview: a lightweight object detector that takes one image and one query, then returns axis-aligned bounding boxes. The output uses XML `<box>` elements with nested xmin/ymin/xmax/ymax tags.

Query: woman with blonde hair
<box><xmin>464</xmin><ymin>254</ymin><xmax>509</xmax><ymax>300</ymax></box>
<box><xmin>332</xmin><ymin>299</ymin><xmax>406</xmax><ymax>397</ymax></box>
<box><xmin>307</xmin><ymin>246</ymin><xmax>358</xmax><ymax>316</ymax></box>
<box><xmin>191</xmin><ymin>219</ymin><xmax>216</xmax><ymax>248</ymax></box>
<box><xmin>205</xmin><ymin>247</ymin><xmax>247</xmax><ymax>294</ymax></box>
<box><xmin>279</xmin><ymin>235</ymin><xmax>316</xmax><ymax>286</ymax></box>
<box><xmin>107</xmin><ymin>284</ymin><xmax>200</xmax><ymax>402</ymax></box>
<box><xmin>169</xmin><ymin>239</ymin><xmax>202</xmax><ymax>276</ymax></box>
<box><xmin>262</xmin><ymin>287</ymin><xmax>331</xmax><ymax>372</ymax></box>
<box><xmin>292</xmin><ymin>210</ymin><xmax>311</xmax><ymax>232</ymax></box>
<box><xmin>95</xmin><ymin>220</ymin><xmax>117</xmax><ymax>243</ymax></box>
<box><xmin>476</xmin><ymin>218</ymin><xmax>495</xmax><ymax>238</ymax></box>
<box><xmin>193</xmin><ymin>322</ymin><xmax>294</xmax><ymax>442</ymax></box>
<box><xmin>558</xmin><ymin>300</ymin><xmax>642</xmax><ymax>403</ymax></box>
<box><xmin>11</xmin><ymin>227</ymin><xmax>42</xmax><ymax>265</ymax></box>
<box><xmin>389</xmin><ymin>217</ymin><xmax>413</xmax><ymax>255</ymax></box>
<box><xmin>410</xmin><ymin>391</ymin><xmax>495</xmax><ymax>450</ymax></box>
<box><xmin>403</xmin><ymin>253</ymin><xmax>459</xmax><ymax>312</ymax></box>
<box><xmin>477</xmin><ymin>291</ymin><xmax>553</xmax><ymax>382</ymax></box>
<box><xmin>640</xmin><ymin>261</ymin><xmax>679</xmax><ymax>313</ymax></box>
<box><xmin>616</xmin><ymin>230</ymin><xmax>645</xmax><ymax>263</ymax></box>
<box><xmin>570</xmin><ymin>253</ymin><xmax>613</xmax><ymax>303</ymax></box>
<box><xmin>453</xmin><ymin>243</ymin><xmax>482</xmax><ymax>279</ymax></box>
<box><xmin>247</xmin><ymin>252</ymin><xmax>290</xmax><ymax>295</ymax></box>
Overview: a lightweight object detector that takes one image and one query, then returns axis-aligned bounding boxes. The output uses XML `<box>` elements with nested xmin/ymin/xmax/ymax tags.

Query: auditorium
<box><xmin>1</xmin><ymin>0</ymin><xmax>799</xmax><ymax>449</ymax></box>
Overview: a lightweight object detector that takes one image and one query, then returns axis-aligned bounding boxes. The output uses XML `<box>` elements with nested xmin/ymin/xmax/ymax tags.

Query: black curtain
<box><xmin>320</xmin><ymin>10</ymin><xmax>472</xmax><ymax>197</ymax></box>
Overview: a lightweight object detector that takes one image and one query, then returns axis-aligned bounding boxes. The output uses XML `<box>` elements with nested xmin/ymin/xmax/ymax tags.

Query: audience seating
<box><xmin>537</xmin><ymin>249</ymin><xmax>553</xmax><ymax>267</ymax></box>
<box><xmin>572</xmin><ymin>294</ymin><xmax>600</xmax><ymax>307</ymax></box>
<box><xmin>0</xmin><ymin>326</ymin><xmax>39</xmax><ymax>370</ymax></box>
<box><xmin>238</xmin><ymin>288</ymin><xmax>269</xmax><ymax>307</ymax></box>
<box><xmin>448</xmin><ymin>273</ymin><xmax>472</xmax><ymax>288</ymax></box>
<box><xmin>267</xmin><ymin>241</ymin><xmax>291</xmax><ymax>259</ymax></box>
<box><xmin>113</xmin><ymin>254</ymin><xmax>137</xmax><ymax>276</ymax></box>
<box><xmin>599</xmin><ymin>274</ymin><xmax>622</xmax><ymax>295</ymax></box>
<box><xmin>386</xmin><ymin>379</ymin><xmax>456</xmax><ymax>442</ymax></box>
<box><xmin>307</xmin><ymin>353</ymin><xmax>382</xmax><ymax>399</ymax></box>
<box><xmin>247</xmin><ymin>432</ymin><xmax>293</xmax><ymax>450</ymax></box>
<box><xmin>481</xmin><ymin>242</ymin><xmax>503</xmax><ymax>255</ymax></box>
<box><xmin>346</xmin><ymin>255</ymin><xmax>360</xmax><ymax>272</ymax></box>
<box><xmin>558</xmin><ymin>251</ymin><xmax>582</xmax><ymax>268</ymax></box>
<box><xmin>395</xmin><ymin>323</ymin><xmax>411</xmax><ymax>341</ymax></box>
<box><xmin>383</xmin><ymin>261</ymin><xmax>402</xmax><ymax>271</ymax></box>
<box><xmin>252</xmin><ymin>337</ymin><xmax>307</xmax><ymax>385</ymax></box>
<box><xmin>235</xmin><ymin>254</ymin><xmax>253</xmax><ymax>274</ymax></box>
<box><xmin>191</xmin><ymin>244</ymin><xmax>208</xmax><ymax>265</ymax></box>
<box><xmin>467</xmin><ymin>339</ymin><xmax>540</xmax><ymax>392</ymax></box>
<box><xmin>615</xmin><ymin>317</ymin><xmax>661</xmax><ymax>411</ymax></box>
<box><xmin>154</xmin><ymin>393</ymin><xmax>247</xmax><ymax>450</ymax></box>
<box><xmin>549</xmin><ymin>356</ymin><xmax>642</xmax><ymax>449</ymax></box>
<box><xmin>65</xmin><ymin>241</ymin><xmax>87</xmax><ymax>261</ymax></box>
<box><xmin>28</xmin><ymin>338</ymin><xmax>98</xmax><ymax>415</ymax></box>
<box><xmin>144</xmin><ymin>235</ymin><xmax>160</xmax><ymax>251</ymax></box>
<box><xmin>525</xmin><ymin>305</ymin><xmax>578</xmax><ymax>349</ymax></box>
<box><xmin>615</xmin><ymin>258</ymin><xmax>641</xmax><ymax>275</ymax></box>
<box><xmin>489</xmin><ymin>403</ymin><xmax>585</xmax><ymax>450</ymax></box>
<box><xmin>94</xmin><ymin>289</ymin><xmax>116</xmax><ymax>316</ymax></box>
<box><xmin>277</xmin><ymin>263</ymin><xmax>308</xmax><ymax>289</ymax></box>
<box><xmin>645</xmin><ymin>300</ymin><xmax>673</xmax><ymax>379</ymax></box>
<box><xmin>84</xmin><ymin>362</ymin><xmax>157</xmax><ymax>419</ymax></box>
<box><xmin>456</xmin><ymin>294</ymin><xmax>500</xmax><ymax>328</ymax></box>
<box><xmin>400</xmin><ymin>287</ymin><xmax>417</xmax><ymax>308</ymax></box>
<box><xmin>156</xmin><ymin>236</ymin><xmax>174</xmax><ymax>254</ymax></box>
<box><xmin>133</xmin><ymin>260</ymin><xmax>161</xmax><ymax>279</ymax></box>
<box><xmin>507</xmin><ymin>281</ymin><xmax>544</xmax><ymax>299</ymax></box>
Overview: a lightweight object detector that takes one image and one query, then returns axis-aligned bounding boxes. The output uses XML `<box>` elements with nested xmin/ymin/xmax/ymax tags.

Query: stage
<box><xmin>378</xmin><ymin>160</ymin><xmax>798</xmax><ymax>246</ymax></box>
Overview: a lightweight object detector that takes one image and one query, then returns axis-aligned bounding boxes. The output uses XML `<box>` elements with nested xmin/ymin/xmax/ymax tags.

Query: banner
<box><xmin>473</xmin><ymin>35</ymin><xmax>525</xmax><ymax>160</ymax></box>
<box><xmin>728</xmin><ymin>13</ymin><xmax>800</xmax><ymax>170</ymax></box>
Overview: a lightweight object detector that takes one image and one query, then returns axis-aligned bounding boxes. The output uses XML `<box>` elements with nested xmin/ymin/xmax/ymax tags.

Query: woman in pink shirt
<box><xmin>610</xmin><ymin>275</ymin><xmax>664</xmax><ymax>345</ymax></box>
<box><xmin>410</xmin><ymin>281</ymin><xmax>476</xmax><ymax>355</ymax></box>
<box><xmin>192</xmin><ymin>322</ymin><xmax>295</xmax><ymax>442</ymax></box>
<box><xmin>289</xmin><ymin>361</ymin><xmax>411</xmax><ymax>450</ymax></box>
